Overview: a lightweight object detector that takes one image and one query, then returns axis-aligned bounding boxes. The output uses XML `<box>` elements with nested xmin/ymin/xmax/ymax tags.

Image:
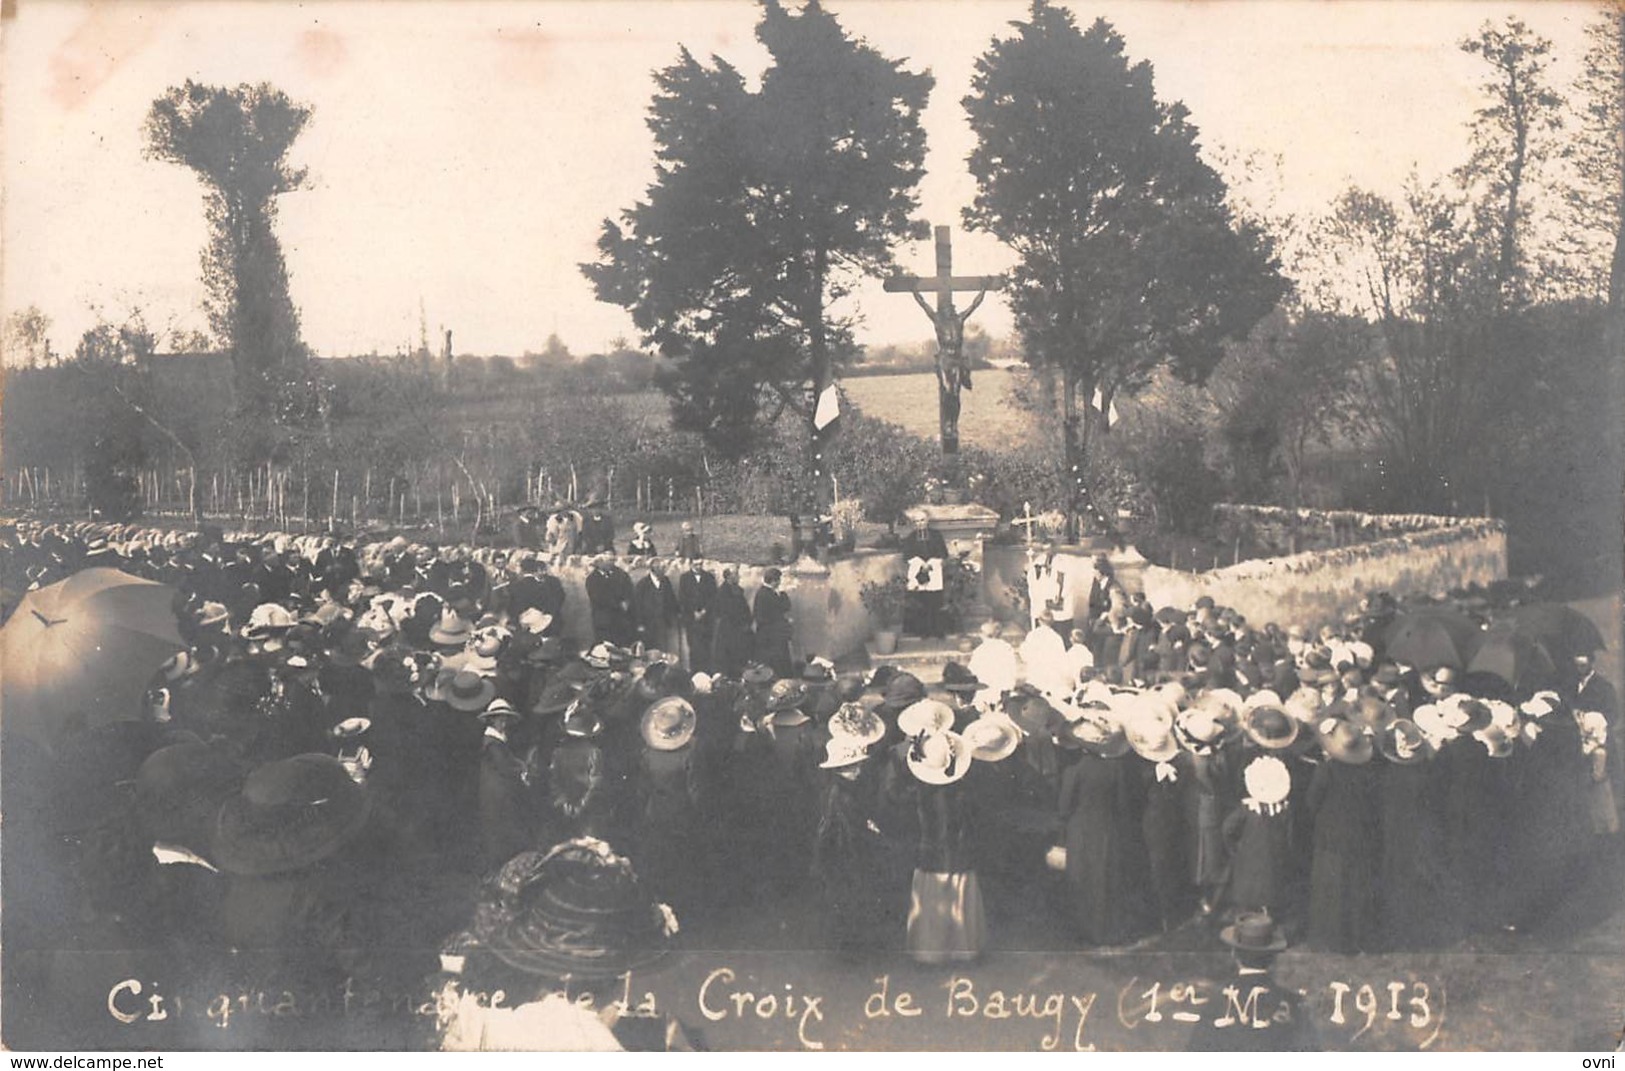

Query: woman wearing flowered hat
<box><xmin>811</xmin><ymin>731</ymin><xmax>886</xmax><ymax>953</ymax></box>
<box><xmin>903</xmin><ymin>728</ymin><xmax>985</xmax><ymax>963</ymax></box>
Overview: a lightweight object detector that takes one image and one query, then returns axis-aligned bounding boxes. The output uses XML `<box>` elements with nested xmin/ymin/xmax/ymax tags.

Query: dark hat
<box><xmin>1316</xmin><ymin>715</ymin><xmax>1375</xmax><ymax>765</ymax></box>
<box><xmin>533</xmin><ymin>676</ymin><xmax>588</xmax><ymax>717</ymax></box>
<box><xmin>443</xmin><ymin>670</ymin><xmax>497</xmax><ymax>713</ymax></box>
<box><xmin>765</xmin><ymin>678</ymin><xmax>807</xmax><ymax>713</ymax></box>
<box><xmin>741</xmin><ymin>663</ymin><xmax>776</xmax><ymax>686</ymax></box>
<box><xmin>1373</xmin><ymin>662</ymin><xmax>1404</xmax><ymax>688</ymax></box>
<box><xmin>478</xmin><ymin>838</ymin><xmax>674</xmax><ymax>982</ymax></box>
<box><xmin>213</xmin><ymin>754</ymin><xmax>371</xmax><ymax>876</ymax></box>
<box><xmin>880</xmin><ymin>672</ymin><xmax>926</xmax><ymax>711</ymax></box>
<box><xmin>1220</xmin><ymin>911</ymin><xmax>1287</xmax><ymax>954</ymax></box>
<box><xmin>1242</xmin><ymin>705</ymin><xmax>1301</xmax><ymax>751</ymax></box>
<box><xmin>135</xmin><ymin>742</ymin><xmax>245</xmax><ymax>849</ymax></box>
<box><xmin>834</xmin><ymin>673</ymin><xmax>866</xmax><ymax>704</ymax></box>
<box><xmin>939</xmin><ymin>662</ymin><xmax>983</xmax><ymax>695</ymax></box>
<box><xmin>800</xmin><ymin>661</ymin><xmax>834</xmax><ymax>684</ymax></box>
<box><xmin>866</xmin><ymin>665</ymin><xmax>899</xmax><ymax>691</ymax></box>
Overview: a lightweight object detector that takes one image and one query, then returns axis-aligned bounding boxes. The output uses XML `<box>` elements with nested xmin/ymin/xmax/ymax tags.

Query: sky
<box><xmin>0</xmin><ymin>0</ymin><xmax>1604</xmax><ymax>361</ymax></box>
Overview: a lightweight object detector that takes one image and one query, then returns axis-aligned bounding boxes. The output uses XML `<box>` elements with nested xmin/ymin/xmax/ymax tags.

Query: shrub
<box><xmin>859</xmin><ymin>575</ymin><xmax>907</xmax><ymax>628</ymax></box>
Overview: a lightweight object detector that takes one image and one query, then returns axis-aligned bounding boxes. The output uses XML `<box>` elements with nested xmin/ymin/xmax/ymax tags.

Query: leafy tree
<box><xmin>144</xmin><ymin>81</ymin><xmax>312</xmax><ymax>439</ymax></box>
<box><xmin>1312</xmin><ymin>180</ymin><xmax>1506</xmax><ymax>509</ymax></box>
<box><xmin>961</xmin><ymin>2</ymin><xmax>1283</xmax><ymax>535</ymax></box>
<box><xmin>585</xmin><ymin>0</ymin><xmax>932</xmax><ymax>497</ymax></box>
<box><xmin>1568</xmin><ymin>2</ymin><xmax>1625</xmax><ymax>309</ymax></box>
<box><xmin>1210</xmin><ymin>308</ymin><xmax>1368</xmax><ymax>508</ymax></box>
<box><xmin>1457</xmin><ymin>18</ymin><xmax>1567</xmax><ymax>305</ymax></box>
<box><xmin>4</xmin><ymin>306</ymin><xmax>54</xmax><ymax>368</ymax></box>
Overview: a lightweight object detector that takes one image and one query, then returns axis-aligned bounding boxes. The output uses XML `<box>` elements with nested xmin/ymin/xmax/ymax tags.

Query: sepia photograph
<box><xmin>1</xmin><ymin>0</ymin><xmax>1622</xmax><ymax>1054</ymax></box>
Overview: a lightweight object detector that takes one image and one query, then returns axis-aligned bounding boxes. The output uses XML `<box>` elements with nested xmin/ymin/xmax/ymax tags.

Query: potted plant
<box><xmin>859</xmin><ymin>575</ymin><xmax>907</xmax><ymax>655</ymax></box>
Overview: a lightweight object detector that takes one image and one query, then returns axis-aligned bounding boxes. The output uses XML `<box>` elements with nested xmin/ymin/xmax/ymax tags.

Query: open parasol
<box><xmin>1</xmin><ymin>568</ymin><xmax>183</xmax><ymax>753</ymax></box>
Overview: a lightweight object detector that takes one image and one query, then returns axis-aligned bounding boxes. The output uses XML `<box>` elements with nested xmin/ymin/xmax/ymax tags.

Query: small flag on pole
<box><xmin>814</xmin><ymin>384</ymin><xmax>841</xmax><ymax>431</ymax></box>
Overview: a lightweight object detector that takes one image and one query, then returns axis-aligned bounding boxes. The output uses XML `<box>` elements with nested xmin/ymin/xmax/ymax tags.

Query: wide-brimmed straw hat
<box><xmin>213</xmin><ymin>754</ymin><xmax>371</xmax><ymax>876</ymax></box>
<box><xmin>1243</xmin><ymin>704</ymin><xmax>1300</xmax><ymax>751</ymax></box>
<box><xmin>906</xmin><ymin>730</ymin><xmax>970</xmax><ymax>785</ymax></box>
<box><xmin>640</xmin><ymin>696</ymin><xmax>697</xmax><ymax>752</ymax></box>
<box><xmin>429</xmin><ymin>611</ymin><xmax>475</xmax><ymax>648</ymax></box>
<box><xmin>1069</xmin><ymin>711</ymin><xmax>1131</xmax><ymax>758</ymax></box>
<box><xmin>1379</xmin><ymin>719</ymin><xmax>1430</xmax><ymax>765</ymax></box>
<box><xmin>819</xmin><ymin>736</ymin><xmax>871</xmax><ymax>770</ymax></box>
<box><xmin>962</xmin><ymin>713</ymin><xmax>1021</xmax><ymax>762</ymax></box>
<box><xmin>897</xmin><ymin>698</ymin><xmax>955</xmax><ymax>737</ymax></box>
<box><xmin>827</xmin><ymin>702</ymin><xmax>886</xmax><ymax>747</ymax></box>
<box><xmin>1123</xmin><ymin>706</ymin><xmax>1179</xmax><ymax>764</ymax></box>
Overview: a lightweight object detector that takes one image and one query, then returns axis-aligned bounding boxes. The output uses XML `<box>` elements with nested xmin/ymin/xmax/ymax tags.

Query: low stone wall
<box><xmin>550</xmin><ymin>550</ymin><xmax>904</xmax><ymax>661</ymax></box>
<box><xmin>1212</xmin><ymin>504</ymin><xmax>1505</xmax><ymax>557</ymax></box>
<box><xmin>1140</xmin><ymin>518</ymin><xmax>1508</xmax><ymax>630</ymax></box>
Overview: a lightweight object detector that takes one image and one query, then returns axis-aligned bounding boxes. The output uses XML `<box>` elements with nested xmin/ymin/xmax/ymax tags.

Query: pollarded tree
<box><xmin>962</xmin><ymin>2</ymin><xmax>1283</xmax><ymax>533</ymax></box>
<box><xmin>144</xmin><ymin>81</ymin><xmax>312</xmax><ymax>437</ymax></box>
<box><xmin>584</xmin><ymin>0</ymin><xmax>933</xmax><ymax>497</ymax></box>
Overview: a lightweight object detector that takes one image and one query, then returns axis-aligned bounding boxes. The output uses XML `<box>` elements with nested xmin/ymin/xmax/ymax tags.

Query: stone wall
<box><xmin>1139</xmin><ymin>519</ymin><xmax>1507</xmax><ymax>630</ymax></box>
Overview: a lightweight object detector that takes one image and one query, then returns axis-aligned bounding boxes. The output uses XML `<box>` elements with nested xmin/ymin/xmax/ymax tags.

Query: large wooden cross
<box><xmin>885</xmin><ymin>225</ymin><xmax>1004</xmax><ymax>455</ymax></box>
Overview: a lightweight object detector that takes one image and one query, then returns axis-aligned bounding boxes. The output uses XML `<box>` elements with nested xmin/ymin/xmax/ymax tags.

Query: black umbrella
<box><xmin>1467</xmin><ymin>628</ymin><xmax>1558</xmax><ymax>693</ymax></box>
<box><xmin>1383</xmin><ymin>610</ymin><xmax>1484</xmax><ymax>670</ymax></box>
<box><xmin>1507</xmin><ymin>603</ymin><xmax>1607</xmax><ymax>663</ymax></box>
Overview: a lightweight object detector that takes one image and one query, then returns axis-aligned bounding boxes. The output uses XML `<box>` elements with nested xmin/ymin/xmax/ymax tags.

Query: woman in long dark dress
<box><xmin>1222</xmin><ymin>753</ymin><xmax>1297</xmax><ymax>923</ymax></box>
<box><xmin>1304</xmin><ymin>718</ymin><xmax>1379</xmax><ymax>953</ymax></box>
<box><xmin>751</xmin><ymin>568</ymin><xmax>794</xmax><ymax>680</ymax></box>
<box><xmin>1125</xmin><ymin>715</ymin><xmax>1195</xmax><ymax>932</ymax></box>
<box><xmin>812</xmin><ymin>738</ymin><xmax>886</xmax><ymax>953</ymax></box>
<box><xmin>709</xmin><ymin>567</ymin><xmax>754</xmax><ymax>679</ymax></box>
<box><xmin>1056</xmin><ymin>713</ymin><xmax>1154</xmax><ymax>946</ymax></box>
<box><xmin>1506</xmin><ymin>693</ymin><xmax>1590</xmax><ymax>930</ymax></box>
<box><xmin>1373</xmin><ymin>719</ymin><xmax>1455</xmax><ymax>950</ymax></box>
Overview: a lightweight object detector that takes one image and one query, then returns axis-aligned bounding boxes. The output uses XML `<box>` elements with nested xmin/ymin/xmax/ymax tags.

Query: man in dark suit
<box><xmin>677</xmin><ymin>559</ymin><xmax>717</xmax><ymax>673</ymax></box>
<box><xmin>585</xmin><ymin>553</ymin><xmax>637</xmax><ymax>647</ymax></box>
<box><xmin>1571</xmin><ymin>651</ymin><xmax>1622</xmax><ymax>826</ymax></box>
<box><xmin>634</xmin><ymin>560</ymin><xmax>681</xmax><ymax>654</ymax></box>
<box><xmin>1188</xmin><ymin>912</ymin><xmax>1318</xmax><ymax>1051</ymax></box>
<box><xmin>506</xmin><ymin>554</ymin><xmax>565</xmax><ymax>635</ymax></box>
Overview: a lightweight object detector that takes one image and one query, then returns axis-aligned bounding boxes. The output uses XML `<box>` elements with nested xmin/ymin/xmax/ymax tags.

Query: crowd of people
<box><xmin>1</xmin><ymin>518</ymin><xmax>1619</xmax><ymax>1048</ymax></box>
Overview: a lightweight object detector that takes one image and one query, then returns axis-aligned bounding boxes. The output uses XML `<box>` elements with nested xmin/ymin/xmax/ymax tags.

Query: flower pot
<box><xmin>941</xmin><ymin>488</ymin><xmax>966</xmax><ymax>505</ymax></box>
<box><xmin>871</xmin><ymin>628</ymin><xmax>899</xmax><ymax>656</ymax></box>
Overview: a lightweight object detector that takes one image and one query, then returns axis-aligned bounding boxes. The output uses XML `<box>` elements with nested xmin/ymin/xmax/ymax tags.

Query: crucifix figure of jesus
<box><xmin>885</xmin><ymin>225</ymin><xmax>1004</xmax><ymax>455</ymax></box>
